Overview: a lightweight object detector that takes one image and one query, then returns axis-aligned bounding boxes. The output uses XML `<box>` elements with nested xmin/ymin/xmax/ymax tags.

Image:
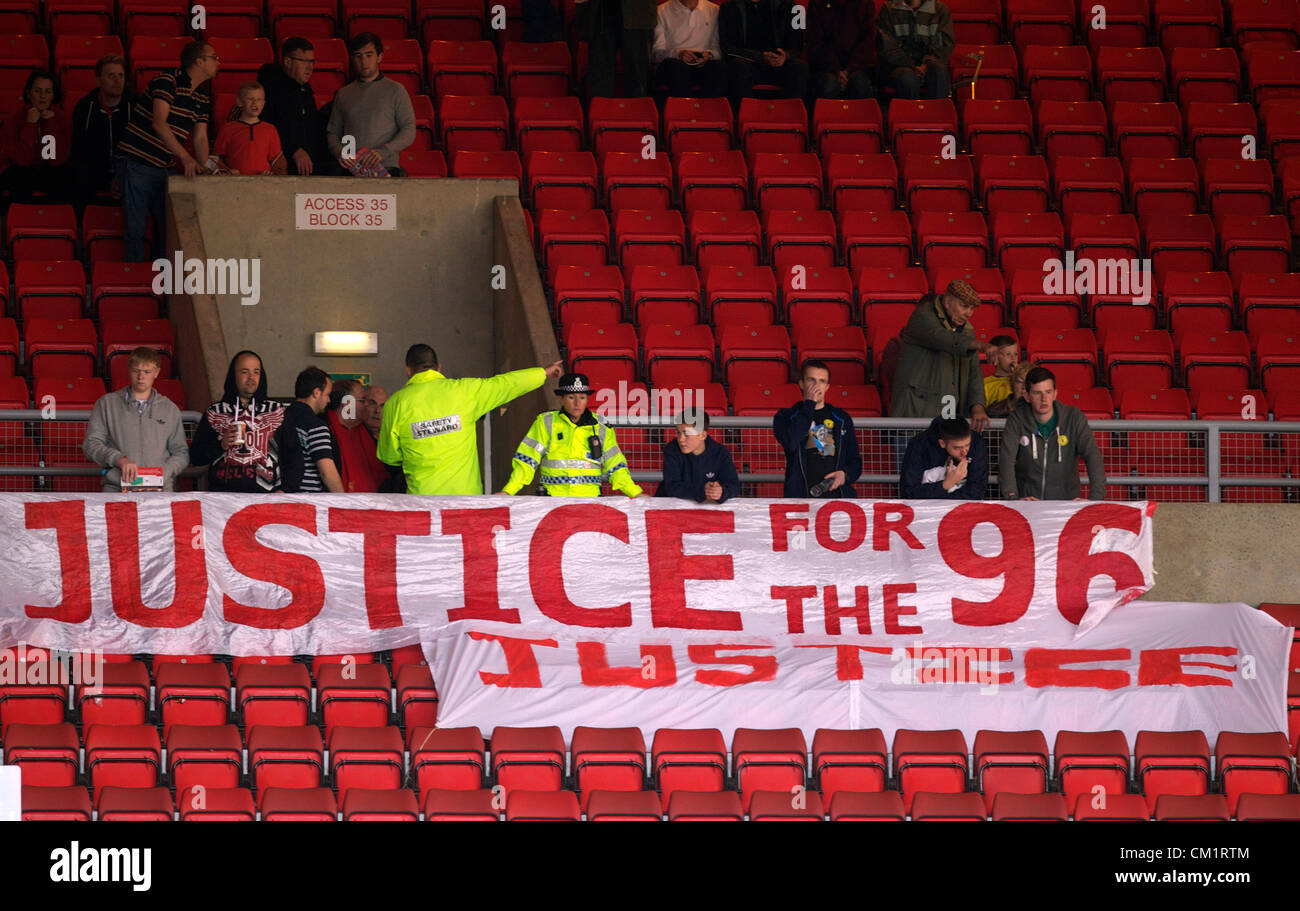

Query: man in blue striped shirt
<box><xmin>278</xmin><ymin>366</ymin><xmax>344</xmax><ymax>493</ymax></box>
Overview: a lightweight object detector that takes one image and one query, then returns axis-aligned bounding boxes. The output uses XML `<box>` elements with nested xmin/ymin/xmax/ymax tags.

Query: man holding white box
<box><xmin>83</xmin><ymin>346</ymin><xmax>190</xmax><ymax>491</ymax></box>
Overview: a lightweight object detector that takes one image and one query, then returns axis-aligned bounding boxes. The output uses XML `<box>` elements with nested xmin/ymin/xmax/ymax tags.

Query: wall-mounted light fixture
<box><xmin>314</xmin><ymin>331</ymin><xmax>378</xmax><ymax>356</ymax></box>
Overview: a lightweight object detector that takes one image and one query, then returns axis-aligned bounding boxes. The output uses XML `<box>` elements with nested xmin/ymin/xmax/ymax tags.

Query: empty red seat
<box><xmin>566</xmin><ymin>322</ymin><xmax>638</xmax><ymax>387</ymax></box>
<box><xmin>1234</xmin><ymin>0</ymin><xmax>1300</xmax><ymax>49</ymax></box>
<box><xmin>1203</xmin><ymin>158</ymin><xmax>1274</xmax><ymax>218</ymax></box>
<box><xmin>502</xmin><ymin>40</ymin><xmax>571</xmax><ymax>97</ymax></box>
<box><xmin>784</xmin><ymin>265</ymin><xmax>853</xmax><ymax>328</ymax></box>
<box><xmin>856</xmin><ymin>266</ymin><xmax>929</xmax><ymax>311</ymax></box>
<box><xmin>414</xmin><ymin>0</ymin><xmax>484</xmax><ymax>44</ymax></box>
<box><xmin>316</xmin><ymin>663</ymin><xmax>390</xmax><ymax>735</ymax></box>
<box><xmin>992</xmin><ymin>210</ymin><xmax>1063</xmax><ymax>275</ymax></box>
<box><xmin>306</xmin><ymin>36</ymin><xmax>347</xmax><ymax>99</ymax></box>
<box><xmin>1153</xmin><ymin>0</ymin><xmax>1223</xmax><ymax>54</ymax></box>
<box><xmin>6</xmin><ymin>204</ymin><xmax>77</xmax><ymax>260</ymax></box>
<box><xmin>962</xmin><ymin>98</ymin><xmax>1033</xmax><ymax>159</ymax></box>
<box><xmin>235</xmin><ymin>662</ymin><xmax>311</xmax><ymax>727</ymax></box>
<box><xmin>339</xmin><ymin>0</ymin><xmax>410</xmax><ymax>40</ymax></box>
<box><xmin>176</xmin><ymin>786</ymin><xmax>256</xmax><ymax>821</ymax></box>
<box><xmin>915</xmin><ymin>210</ymin><xmax>989</xmax><ymax>273</ymax></box>
<box><xmin>812</xmin><ymin>728</ymin><xmax>887</xmax><ymax>804</ymax></box>
<box><xmin>1022</xmin><ymin>44</ymin><xmax>1092</xmax><ymax>105</ymax></box>
<box><xmin>1143</xmin><ymin>212</ymin><xmax>1215</xmax><ymax>277</ymax></box>
<box><xmin>738</xmin><ymin>97</ymin><xmax>808</xmax><ymax>156</ymax></box>
<box><xmin>526</xmin><ymin>150</ymin><xmax>597</xmax><ymax>211</ymax></box>
<box><xmin>207</xmin><ymin>36</ymin><xmax>273</xmax><ymax>94</ymax></box>
<box><xmin>1006</xmin><ymin>0</ymin><xmax>1075</xmax><ymax>54</ymax></box>
<box><xmin>946</xmin><ymin>0</ymin><xmax>1001</xmax><ymax>44</ymax></box>
<box><xmin>894</xmin><ymin>729</ymin><xmax>969</xmax><ymax>813</ymax></box>
<box><xmin>1095</xmin><ymin>45</ymin><xmax>1166</xmax><ymax>107</ymax></box>
<box><xmin>1248</xmin><ymin>48</ymin><xmax>1300</xmax><ymax>104</ymax></box>
<box><xmin>615</xmin><ymin>209</ymin><xmax>685</xmax><ymax>269</ymax></box>
<box><xmin>1072</xmin><ymin>790</ymin><xmax>1150</xmax><ymax>820</ymax></box>
<box><xmin>155</xmin><ymin>663</ymin><xmax>230</xmax><ymax>735</ymax></box>
<box><xmin>338</xmin><ymin>788</ymin><xmax>418</xmax><ymax>822</ymax></box>
<box><xmin>399</xmin><ymin>148</ymin><xmax>447</xmax><ymax>177</ymax></box>
<box><xmin>731</xmin><ymin>728</ymin><xmax>807</xmax><ymax>813</ymax></box>
<box><xmin>1153</xmin><ymin>793</ymin><xmax>1230</xmax><ymax>821</ymax></box>
<box><xmin>665</xmin><ymin>789</ymin><xmax>743</xmax><ymax>821</ymax></box>
<box><xmin>991</xmin><ymin>791</ymin><xmax>1069</xmax><ymax>821</ymax></box>
<box><xmin>166</xmin><ymin>724</ymin><xmax>242</xmax><ymax>792</ymax></box>
<box><xmin>973</xmin><ymin>729</ymin><xmax>1049</xmax><ymax>812</ymax></box>
<box><xmin>719</xmin><ymin>324</ymin><xmax>791</xmax><ymax>386</ymax></box>
<box><xmin>1234</xmin><ymin>793</ymin><xmax>1300</xmax><ymax>820</ymax></box>
<box><xmin>689</xmin><ymin>209</ymin><xmax>762</xmax><ymax>273</ymax></box>
<box><xmin>1037</xmin><ymin>100</ymin><xmax>1108</xmax><ymax>163</ymax></box>
<box><xmin>977</xmin><ymin>153</ymin><xmax>1050</xmax><ymax>213</ymax></box>
<box><xmin>751</xmin><ymin>152</ymin><xmax>823</xmax><ymax>212</ymax></box>
<box><xmin>1111</xmin><ymin>101</ymin><xmax>1183</xmax><ymax>163</ymax></box>
<box><xmin>490</xmin><ymin>726</ymin><xmax>566</xmax><ymax>794</ymax></box>
<box><xmin>812</xmin><ymin>97</ymin><xmax>883</xmax><ymax>155</ymax></box>
<box><xmin>910</xmin><ymin>790</ymin><xmax>986</xmax><ymax>821</ymax></box>
<box><xmin>421</xmin><ymin>788</ymin><xmax>499</xmax><ymax>820</ymax></box>
<box><xmin>630</xmin><ymin>264</ymin><xmax>700</xmax><ymax>326</ymax></box>
<box><xmin>85</xmin><ymin>724</ymin><xmax>161</xmax><ymax>802</ymax></box>
<box><xmin>259</xmin><ymin>786</ymin><xmax>337</xmax><ymax>821</ymax></box>
<box><xmin>1179</xmin><ymin>330</ymin><xmax>1251</xmax><ymax>401</ymax></box>
<box><xmin>24</xmin><ymin>318</ymin><xmax>96</xmax><ymax>379</ymax></box>
<box><xmin>410</xmin><ymin>726</ymin><xmax>485</xmax><ymax>794</ymax></box>
<box><xmin>1127</xmin><ymin>157</ymin><xmax>1199</xmax><ymax>219</ymax></box>
<box><xmin>828</xmin><ymin>789</ymin><xmax>906</xmax><ymax>821</ymax></box>
<box><xmin>1214</xmin><ymin>731</ymin><xmax>1293</xmax><ymax>813</ymax></box>
<box><xmin>825</xmin><ymin>152</ymin><xmax>898</xmax><ymax>212</ymax></box>
<box><xmin>2</xmin><ymin>723</ymin><xmax>79</xmax><ymax>787</ymax></box>
<box><xmin>14</xmin><ymin>260</ymin><xmax>84</xmax><ymax>323</ymax></box>
<box><xmin>601</xmin><ymin>152</ymin><xmax>672</xmax><ymax>212</ymax></box>
<box><xmin>439</xmin><ymin>94</ymin><xmax>509</xmax><ymax>154</ymax></box>
<box><xmin>426</xmin><ymin>40</ymin><xmax>497</xmax><ymax>98</ymax></box>
<box><xmin>1161</xmin><ymin>270</ymin><xmax>1234</xmax><ymax>337</ymax></box>
<box><xmin>663</xmin><ymin>96</ymin><xmax>733</xmax><ymax>154</ymax></box>
<box><xmin>538</xmin><ymin>209</ymin><xmax>610</xmax><ymax>282</ymax></box>
<box><xmin>748</xmin><ymin>789</ymin><xmax>825</xmax><ymax>821</ymax></box>
<box><xmin>652</xmin><ymin>728</ymin><xmax>727</xmax><ymax>809</ymax></box>
<box><xmin>642</xmin><ymin>323</ymin><xmax>715</xmax><ymax>387</ymax></box>
<box><xmin>1186</xmin><ymin>101</ymin><xmax>1258</xmax><ymax>167</ymax></box>
<box><xmin>329</xmin><ymin>725</ymin><xmax>404</xmax><ymax>798</ymax></box>
<box><xmin>395</xmin><ymin>663</ymin><xmax>438</xmax><ymax>731</ymax></box>
<box><xmin>887</xmin><ymin>98</ymin><xmax>958</xmax><ymax>159</ymax></box>
<box><xmin>1218</xmin><ymin>214</ymin><xmax>1292</xmax><ymax>278</ymax></box>
<box><xmin>571</xmin><ymin>726</ymin><xmax>646</xmax><ymax>810</ymax></box>
<box><xmin>676</xmin><ymin>150</ymin><xmax>747</xmax><ymax>213</ymax></box>
<box><xmin>505</xmin><ymin>789</ymin><xmax>580</xmax><ymax>821</ymax></box>
<box><xmin>46</xmin><ymin>0</ymin><xmax>114</xmax><ymax>37</ymax></box>
<box><xmin>513</xmin><ymin>94</ymin><xmax>584</xmax><ymax>157</ymax></box>
<box><xmin>1170</xmin><ymin>46</ymin><xmax>1241</xmax><ymax>109</ymax></box>
<box><xmin>247</xmin><ymin>725</ymin><xmax>324</xmax><ymax>791</ymax></box>
<box><xmin>840</xmin><ymin>210</ymin><xmax>913</xmax><ymax>273</ymax></box>
<box><xmin>97</xmin><ymin>785</ymin><xmax>173</xmax><ymax>821</ymax></box>
<box><xmin>584</xmin><ymin>789</ymin><xmax>662</xmax><ymax>821</ymax></box>
<box><xmin>1135</xmin><ymin>730</ymin><xmax>1211</xmax><ymax>811</ymax></box>
<box><xmin>902</xmin><ymin>153</ymin><xmax>975</xmax><ymax>212</ymax></box>
<box><xmin>588</xmin><ymin>96</ymin><xmax>660</xmax><ymax>158</ymax></box>
<box><xmin>21</xmin><ymin>785</ymin><xmax>91</xmax><ymax>821</ymax></box>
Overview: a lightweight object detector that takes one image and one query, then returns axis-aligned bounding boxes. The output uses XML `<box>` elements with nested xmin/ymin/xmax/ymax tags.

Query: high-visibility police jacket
<box><xmin>377</xmin><ymin>366</ymin><xmax>546</xmax><ymax>495</ymax></box>
<box><xmin>502</xmin><ymin>408</ymin><xmax>642</xmax><ymax>497</ymax></box>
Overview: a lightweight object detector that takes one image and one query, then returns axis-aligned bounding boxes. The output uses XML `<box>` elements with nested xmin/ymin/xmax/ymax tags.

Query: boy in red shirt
<box><xmin>211</xmin><ymin>82</ymin><xmax>286</xmax><ymax>174</ymax></box>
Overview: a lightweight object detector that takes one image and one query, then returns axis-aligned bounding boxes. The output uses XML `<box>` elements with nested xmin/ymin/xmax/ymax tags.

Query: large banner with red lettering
<box><xmin>0</xmin><ymin>494</ymin><xmax>1288</xmax><ymax>742</ymax></box>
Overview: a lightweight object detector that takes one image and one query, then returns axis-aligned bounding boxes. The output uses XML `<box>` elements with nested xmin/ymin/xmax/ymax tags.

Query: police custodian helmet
<box><xmin>555</xmin><ymin>373</ymin><xmax>593</xmax><ymax>394</ymax></box>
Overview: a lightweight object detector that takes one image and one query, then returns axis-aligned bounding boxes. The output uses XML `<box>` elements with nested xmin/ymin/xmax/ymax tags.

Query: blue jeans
<box><xmin>116</xmin><ymin>154</ymin><xmax>168</xmax><ymax>262</ymax></box>
<box><xmin>889</xmin><ymin>62</ymin><xmax>951</xmax><ymax>100</ymax></box>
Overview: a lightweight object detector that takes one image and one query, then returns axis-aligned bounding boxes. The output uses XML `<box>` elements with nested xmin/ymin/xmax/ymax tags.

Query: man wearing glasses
<box><xmin>257</xmin><ymin>37</ymin><xmax>328</xmax><ymax>176</ymax></box>
<box><xmin>114</xmin><ymin>39</ymin><xmax>218</xmax><ymax>261</ymax></box>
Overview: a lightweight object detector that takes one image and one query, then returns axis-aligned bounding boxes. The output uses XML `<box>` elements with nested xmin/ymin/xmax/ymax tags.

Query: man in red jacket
<box><xmin>3</xmin><ymin>69</ymin><xmax>73</xmax><ymax>202</ymax></box>
<box><xmin>807</xmin><ymin>0</ymin><xmax>877</xmax><ymax>99</ymax></box>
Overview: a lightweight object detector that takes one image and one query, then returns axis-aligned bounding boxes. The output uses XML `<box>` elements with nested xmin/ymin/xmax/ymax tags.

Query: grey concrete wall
<box><xmin>491</xmin><ymin>196</ymin><xmax>562</xmax><ymax>492</ymax></box>
<box><xmin>1142</xmin><ymin>504</ymin><xmax>1300</xmax><ymax>606</ymax></box>
<box><xmin>168</xmin><ymin>175</ymin><xmax>515</xmax><ymax>402</ymax></box>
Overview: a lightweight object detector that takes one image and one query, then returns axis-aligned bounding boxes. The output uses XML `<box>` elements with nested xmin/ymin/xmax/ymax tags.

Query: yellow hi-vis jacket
<box><xmin>377</xmin><ymin>366</ymin><xmax>545</xmax><ymax>495</ymax></box>
<box><xmin>502</xmin><ymin>409</ymin><xmax>642</xmax><ymax>497</ymax></box>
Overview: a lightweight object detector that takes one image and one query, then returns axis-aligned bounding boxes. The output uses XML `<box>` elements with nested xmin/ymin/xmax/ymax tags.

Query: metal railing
<box><xmin>597</xmin><ymin>417</ymin><xmax>1300</xmax><ymax>503</ymax></box>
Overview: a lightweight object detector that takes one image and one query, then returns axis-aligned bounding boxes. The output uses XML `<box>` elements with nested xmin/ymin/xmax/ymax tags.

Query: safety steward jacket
<box><xmin>503</xmin><ymin>409</ymin><xmax>641</xmax><ymax>497</ymax></box>
<box><xmin>377</xmin><ymin>366</ymin><xmax>545</xmax><ymax>495</ymax></box>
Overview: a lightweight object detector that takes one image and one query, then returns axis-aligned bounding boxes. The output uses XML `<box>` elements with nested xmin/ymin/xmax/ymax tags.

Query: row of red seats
<box><xmin>20</xmin><ymin>782</ymin><xmax>1300</xmax><ymax>820</ymax></box>
<box><xmin>12</xmin><ymin>724</ymin><xmax>1297</xmax><ymax>818</ymax></box>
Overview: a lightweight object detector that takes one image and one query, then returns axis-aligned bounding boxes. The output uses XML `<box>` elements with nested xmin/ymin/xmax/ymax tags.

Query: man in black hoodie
<box><xmin>71</xmin><ymin>54</ymin><xmax>132</xmax><ymax>205</ymax></box>
<box><xmin>656</xmin><ymin>410</ymin><xmax>741</xmax><ymax>503</ymax></box>
<box><xmin>899</xmin><ymin>416</ymin><xmax>988</xmax><ymax>499</ymax></box>
<box><xmin>189</xmin><ymin>350</ymin><xmax>286</xmax><ymax>492</ymax></box>
<box><xmin>257</xmin><ymin>37</ymin><xmax>328</xmax><ymax>176</ymax></box>
<box><xmin>719</xmin><ymin>0</ymin><xmax>809</xmax><ymax>106</ymax></box>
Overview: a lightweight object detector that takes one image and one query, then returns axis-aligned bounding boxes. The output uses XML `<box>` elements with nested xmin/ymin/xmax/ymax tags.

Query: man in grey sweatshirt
<box><xmin>325</xmin><ymin>32</ymin><xmax>415</xmax><ymax>175</ymax></box>
<box><xmin>999</xmin><ymin>366</ymin><xmax>1107</xmax><ymax>501</ymax></box>
<box><xmin>83</xmin><ymin>346</ymin><xmax>190</xmax><ymax>491</ymax></box>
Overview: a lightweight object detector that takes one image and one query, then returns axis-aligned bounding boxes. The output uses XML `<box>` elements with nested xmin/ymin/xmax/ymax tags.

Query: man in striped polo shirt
<box><xmin>277</xmin><ymin>366</ymin><xmax>344</xmax><ymax>493</ymax></box>
<box><xmin>115</xmin><ymin>39</ymin><xmax>219</xmax><ymax>262</ymax></box>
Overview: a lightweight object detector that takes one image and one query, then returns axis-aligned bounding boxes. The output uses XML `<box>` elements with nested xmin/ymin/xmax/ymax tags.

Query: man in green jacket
<box><xmin>1000</xmin><ymin>366</ymin><xmax>1107</xmax><ymax>500</ymax></box>
<box><xmin>877</xmin><ymin>0</ymin><xmax>955</xmax><ymax>99</ymax></box>
<box><xmin>891</xmin><ymin>280</ymin><xmax>993</xmax><ymax>431</ymax></box>
<box><xmin>377</xmin><ymin>343</ymin><xmax>563</xmax><ymax>495</ymax></box>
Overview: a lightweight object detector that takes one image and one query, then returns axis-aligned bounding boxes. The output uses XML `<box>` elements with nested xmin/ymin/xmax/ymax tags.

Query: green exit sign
<box><xmin>330</xmin><ymin>372</ymin><xmax>372</xmax><ymax>386</ymax></box>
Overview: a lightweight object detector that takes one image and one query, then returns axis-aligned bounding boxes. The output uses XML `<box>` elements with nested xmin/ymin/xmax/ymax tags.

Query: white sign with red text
<box><xmin>0</xmin><ymin>494</ymin><xmax>1286</xmax><ymax>743</ymax></box>
<box><xmin>294</xmin><ymin>194</ymin><xmax>395</xmax><ymax>230</ymax></box>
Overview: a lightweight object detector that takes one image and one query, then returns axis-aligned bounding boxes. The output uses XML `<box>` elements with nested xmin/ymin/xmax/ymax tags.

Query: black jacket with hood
<box><xmin>899</xmin><ymin>415</ymin><xmax>989</xmax><ymax>499</ymax></box>
<box><xmin>188</xmin><ymin>350</ymin><xmax>287</xmax><ymax>492</ymax></box>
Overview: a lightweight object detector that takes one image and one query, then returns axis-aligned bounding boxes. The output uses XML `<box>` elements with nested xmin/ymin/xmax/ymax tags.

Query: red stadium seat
<box><xmin>642</xmin><ymin>324</ymin><xmax>715</xmax><ymax>387</ymax></box>
<box><xmin>1218</xmin><ymin>214</ymin><xmax>1292</xmax><ymax>278</ymax></box>
<box><xmin>1036</xmin><ymin>100</ymin><xmax>1107</xmax><ymax>164</ymax></box>
<box><xmin>1095</xmin><ymin>45</ymin><xmax>1166</xmax><ymax>107</ymax></box>
<box><xmin>887</xmin><ymin>98</ymin><xmax>958</xmax><ymax>160</ymax></box>
<box><xmin>395</xmin><ymin>664</ymin><xmax>437</xmax><ymax>731</ymax></box>
<box><xmin>585</xmin><ymin>789</ymin><xmax>663</xmax><ymax>821</ymax></box>
<box><xmin>1186</xmin><ymin>101</ymin><xmax>1258</xmax><ymax>168</ymax></box>
<box><xmin>1021</xmin><ymin>44</ymin><xmax>1092</xmax><ymax>105</ymax></box>
<box><xmin>666</xmin><ymin>789</ymin><xmax>743</xmax><ymax>821</ymax></box>
<box><xmin>991</xmin><ymin>792</ymin><xmax>1069</xmax><ymax>821</ymax></box>
<box><xmin>1006</xmin><ymin>0</ymin><xmax>1075</xmax><ymax>54</ymax></box>
<box><xmin>7</xmin><ymin>204</ymin><xmax>76</xmax><ymax>260</ymax></box>
<box><xmin>307</xmin><ymin>37</ymin><xmax>347</xmax><ymax>100</ymax></box>
<box><xmin>653</xmin><ymin>728</ymin><xmax>727</xmax><ymax>809</ymax></box>
<box><xmin>615</xmin><ymin>209</ymin><xmax>686</xmax><ymax>269</ymax></box>
<box><xmin>812</xmin><ymin>97</ymin><xmax>883</xmax><ymax>156</ymax></box>
<box><xmin>1179</xmin><ymin>330</ymin><xmax>1251</xmax><ymax>401</ymax></box>
<box><xmin>410</xmin><ymin>726</ymin><xmax>485</xmax><ymax>794</ymax></box>
<box><xmin>812</xmin><ymin>729</ymin><xmax>887</xmax><ymax>805</ymax></box>
<box><xmin>915</xmin><ymin>211</ymin><xmax>989</xmax><ymax>273</ymax></box>
<box><xmin>268</xmin><ymin>0</ymin><xmax>338</xmax><ymax>43</ymax></box>
<box><xmin>840</xmin><ymin>210</ymin><xmax>914</xmax><ymax>273</ymax></box>
<box><xmin>1202</xmin><ymin>158</ymin><xmax>1273</xmax><ymax>218</ymax></box>
<box><xmin>567</xmin><ymin>322</ymin><xmax>638</xmax><ymax>386</ymax></box>
<box><xmin>1161</xmin><ymin>270</ymin><xmax>1234</xmax><ymax>337</ymax></box>
<box><xmin>21</xmin><ymin>785</ymin><xmax>92</xmax><ymax>822</ymax></box>
<box><xmin>1248</xmin><ymin>48</ymin><xmax>1300</xmax><ymax>105</ymax></box>
<box><xmin>207</xmin><ymin>36</ymin><xmax>273</xmax><ymax>95</ymax></box>
<box><xmin>947</xmin><ymin>0</ymin><xmax>1002</xmax><ymax>44</ymax></box>
<box><xmin>97</xmin><ymin>786</ymin><xmax>173</xmax><ymax>821</ymax></box>
<box><xmin>953</xmin><ymin>43</ymin><xmax>1020</xmax><ymax>103</ymax></box>
<box><xmin>14</xmin><ymin>261</ymin><xmax>84</xmax><ymax>323</ymax></box>
<box><xmin>259</xmin><ymin>787</ymin><xmax>337</xmax><ymax>821</ymax></box>
<box><xmin>85</xmin><ymin>724</ymin><xmax>161</xmax><ymax>803</ymax></box>
<box><xmin>3</xmin><ymin>723</ymin><xmax>79</xmax><ymax>787</ymax></box>
<box><xmin>764</xmin><ymin>210</ymin><xmax>836</xmax><ymax>274</ymax></box>
<box><xmin>415</xmin><ymin>0</ymin><xmax>485</xmax><ymax>44</ymax></box>
<box><xmin>526</xmin><ymin>150</ymin><xmax>597</xmax><ymax>211</ymax></box>
<box><xmin>856</xmin><ymin>266</ymin><xmax>929</xmax><ymax>312</ymax></box>
<box><xmin>490</xmin><ymin>726</ymin><xmax>567</xmax><ymax>795</ymax></box>
<box><xmin>440</xmin><ymin>95</ymin><xmax>510</xmax><ymax>154</ymax></box>
<box><xmin>571</xmin><ymin>727</ymin><xmax>647</xmax><ymax>810</ymax></box>
<box><xmin>235</xmin><ymin>662</ymin><xmax>311</xmax><ymax>727</ymax></box>
<box><xmin>1235</xmin><ymin>793</ymin><xmax>1300</xmax><ymax>820</ymax></box>
<box><xmin>502</xmin><ymin>41</ymin><xmax>571</xmax><ymax>98</ymax></box>
<box><xmin>1170</xmin><ymin>46</ymin><xmax>1241</xmax><ymax>110</ymax></box>
<box><xmin>1153</xmin><ymin>0</ymin><xmax>1223</xmax><ymax>54</ymax></box>
<box><xmin>910</xmin><ymin>791</ymin><xmax>986</xmax><ymax>821</ymax></box>
<box><xmin>24</xmin><ymin>318</ymin><xmax>96</xmax><ymax>380</ymax></box>
<box><xmin>539</xmin><ymin>209</ymin><xmax>610</xmax><ymax>282</ymax></box>
<box><xmin>1112</xmin><ymin>101</ymin><xmax>1183</xmax><ymax>165</ymax></box>
<box><xmin>156</xmin><ymin>663</ymin><xmax>231</xmax><ymax>735</ymax></box>
<box><xmin>828</xmin><ymin>789</ymin><xmax>906</xmax><ymax>821</ymax></box>
<box><xmin>1143</xmin><ymin>212</ymin><xmax>1216</xmax><ymax>278</ymax></box>
<box><xmin>1127</xmin><ymin>157</ymin><xmax>1199</xmax><ymax>219</ymax></box>
<box><xmin>738</xmin><ymin>97</ymin><xmax>808</xmax><ymax>156</ymax></box>
<box><xmin>894</xmin><ymin>729</ymin><xmax>969</xmax><ymax>813</ymax></box>
<box><xmin>329</xmin><ymin>725</ymin><xmax>404</xmax><ymax>798</ymax></box>
<box><xmin>825</xmin><ymin>152</ymin><xmax>898</xmax><ymax>212</ymax></box>
<box><xmin>248</xmin><ymin>725</ymin><xmax>324</xmax><ymax>791</ymax></box>
<box><xmin>1026</xmin><ymin>328</ymin><xmax>1098</xmax><ymax>389</ymax></box>
<box><xmin>104</xmin><ymin>319</ymin><xmax>175</xmax><ymax>387</ymax></box>
<box><xmin>316</xmin><ymin>663</ymin><xmax>390</xmax><ymax>736</ymax></box>
<box><xmin>1153</xmin><ymin>793</ymin><xmax>1230</xmax><ymax>821</ymax></box>
<box><xmin>177</xmin><ymin>786</ymin><xmax>256</xmax><ymax>821</ymax></box>
<box><xmin>1135</xmin><ymin>730</ymin><xmax>1211</xmax><ymax>812</ymax></box>
<box><xmin>513</xmin><ymin>95</ymin><xmax>584</xmax><ymax>157</ymax></box>
<box><xmin>719</xmin><ymin>324</ymin><xmax>792</xmax><ymax>386</ymax></box>
<box><xmin>341</xmin><ymin>788</ymin><xmax>419</xmax><ymax>822</ymax></box>
<box><xmin>1083</xmin><ymin>0</ymin><xmax>1150</xmax><ymax>50</ymax></box>
<box><xmin>663</xmin><ymin>97</ymin><xmax>733</xmax><ymax>155</ymax></box>
<box><xmin>1233</xmin><ymin>0</ymin><xmax>1300</xmax><ymax>49</ymax></box>
<box><xmin>588</xmin><ymin>96</ymin><xmax>660</xmax><ymax>158</ymax></box>
<box><xmin>792</xmin><ymin>324</ymin><xmax>868</xmax><ymax>385</ymax></box>
<box><xmin>688</xmin><ymin>209</ymin><xmax>762</xmax><ymax>273</ymax></box>
<box><xmin>973</xmin><ymin>729</ymin><xmax>1050</xmax><ymax>812</ymax></box>
<box><xmin>676</xmin><ymin>150</ymin><xmax>748</xmax><ymax>213</ymax></box>
<box><xmin>629</xmin><ymin>264</ymin><xmax>700</xmax><ymax>326</ymax></box>
<box><xmin>400</xmin><ymin>149</ymin><xmax>447</xmax><ymax>178</ymax></box>
<box><xmin>505</xmin><ymin>789</ymin><xmax>581</xmax><ymax>822</ymax></box>
<box><xmin>784</xmin><ymin>265</ymin><xmax>854</xmax><ymax>328</ymax></box>
<box><xmin>426</xmin><ymin>40</ymin><xmax>496</xmax><ymax>98</ymax></box>
<box><xmin>422</xmin><ymin>788</ymin><xmax>499</xmax><ymax>820</ymax></box>
<box><xmin>732</xmin><ymin>728</ymin><xmax>808</xmax><ymax>813</ymax></box>
<box><xmin>992</xmin><ymin>210</ymin><xmax>1063</xmax><ymax>276</ymax></box>
<box><xmin>601</xmin><ymin>152</ymin><xmax>672</xmax><ymax>212</ymax></box>
<box><xmin>1214</xmin><ymin>731</ymin><xmax>1293</xmax><ymax>814</ymax></box>
<box><xmin>340</xmin><ymin>0</ymin><xmax>410</xmax><ymax>40</ymax></box>
<box><xmin>962</xmin><ymin>98</ymin><xmax>1033</xmax><ymax>159</ymax></box>
<box><xmin>902</xmin><ymin>153</ymin><xmax>975</xmax><ymax>213</ymax></box>
<box><xmin>977</xmin><ymin>153</ymin><xmax>1050</xmax><ymax>213</ymax></box>
<box><xmin>165</xmin><ymin>723</ymin><xmax>243</xmax><ymax>792</ymax></box>
<box><xmin>748</xmin><ymin>789</ymin><xmax>824</xmax><ymax>821</ymax></box>
<box><xmin>751</xmin><ymin>152</ymin><xmax>822</xmax><ymax>212</ymax></box>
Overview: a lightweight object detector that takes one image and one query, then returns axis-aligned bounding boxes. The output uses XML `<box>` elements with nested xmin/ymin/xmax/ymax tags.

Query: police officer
<box><xmin>502</xmin><ymin>373</ymin><xmax>642</xmax><ymax>497</ymax></box>
<box><xmin>377</xmin><ymin>343</ymin><xmax>563</xmax><ymax>495</ymax></box>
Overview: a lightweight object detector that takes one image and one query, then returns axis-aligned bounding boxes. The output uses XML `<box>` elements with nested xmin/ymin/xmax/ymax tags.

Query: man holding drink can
<box><xmin>189</xmin><ymin>349</ymin><xmax>287</xmax><ymax>492</ymax></box>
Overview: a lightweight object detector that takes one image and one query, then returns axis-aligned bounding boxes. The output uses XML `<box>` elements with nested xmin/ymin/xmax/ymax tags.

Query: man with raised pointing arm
<box><xmin>377</xmin><ymin>343</ymin><xmax>563</xmax><ymax>495</ymax></box>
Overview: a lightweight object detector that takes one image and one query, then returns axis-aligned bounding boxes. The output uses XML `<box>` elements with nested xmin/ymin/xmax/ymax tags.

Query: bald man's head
<box><xmin>362</xmin><ymin>385</ymin><xmax>388</xmax><ymax>436</ymax></box>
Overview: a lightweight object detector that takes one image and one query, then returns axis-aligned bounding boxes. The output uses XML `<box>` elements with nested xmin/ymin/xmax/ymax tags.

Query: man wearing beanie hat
<box><xmin>502</xmin><ymin>373</ymin><xmax>642</xmax><ymax>497</ymax></box>
<box><xmin>891</xmin><ymin>279</ymin><xmax>994</xmax><ymax>431</ymax></box>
